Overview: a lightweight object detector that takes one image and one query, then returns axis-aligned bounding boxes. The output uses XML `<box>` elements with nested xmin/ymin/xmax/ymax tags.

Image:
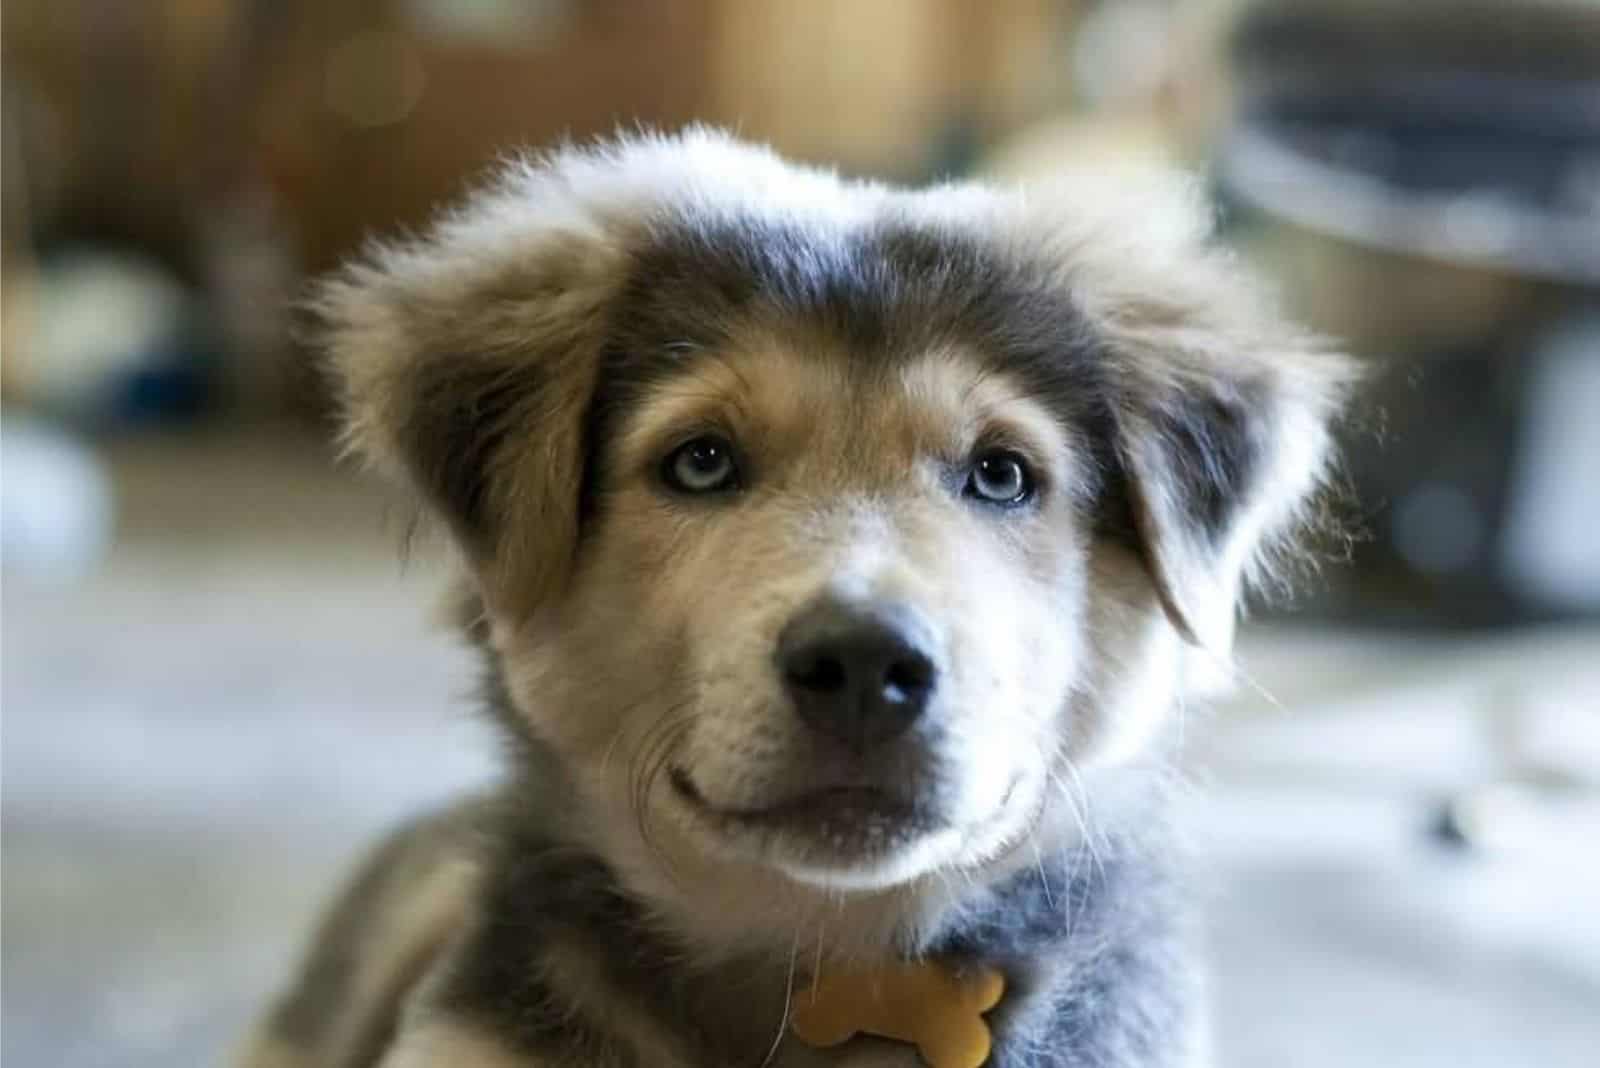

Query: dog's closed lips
<box><xmin>669</xmin><ymin>767</ymin><xmax>945</xmax><ymax>833</ymax></box>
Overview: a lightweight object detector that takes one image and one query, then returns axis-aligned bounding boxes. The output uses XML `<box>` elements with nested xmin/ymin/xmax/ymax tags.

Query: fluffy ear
<box><xmin>1105</xmin><ymin>347</ymin><xmax>1348</xmax><ymax>652</ymax></box>
<box><xmin>312</xmin><ymin>128</ymin><xmax>856</xmax><ymax>616</ymax></box>
<box><xmin>312</xmin><ymin>167</ymin><xmax>629</xmax><ymax>617</ymax></box>
<box><xmin>1035</xmin><ymin>171</ymin><xmax>1358</xmax><ymax>653</ymax></box>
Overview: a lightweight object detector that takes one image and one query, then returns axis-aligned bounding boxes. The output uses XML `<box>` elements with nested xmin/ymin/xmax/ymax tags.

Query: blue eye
<box><xmin>664</xmin><ymin>436</ymin><xmax>740</xmax><ymax>494</ymax></box>
<box><xmin>965</xmin><ymin>450</ymin><xmax>1034</xmax><ymax>506</ymax></box>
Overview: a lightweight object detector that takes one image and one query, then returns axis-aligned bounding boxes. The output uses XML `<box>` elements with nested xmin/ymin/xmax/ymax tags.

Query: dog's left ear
<box><xmin>1049</xmin><ymin>178</ymin><xmax>1358</xmax><ymax>653</ymax></box>
<box><xmin>1105</xmin><ymin>349</ymin><xmax>1348</xmax><ymax>653</ymax></box>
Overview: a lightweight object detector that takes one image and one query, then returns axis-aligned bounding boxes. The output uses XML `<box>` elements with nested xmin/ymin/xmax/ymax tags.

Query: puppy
<box><xmin>240</xmin><ymin>129</ymin><xmax>1352</xmax><ymax>1068</ymax></box>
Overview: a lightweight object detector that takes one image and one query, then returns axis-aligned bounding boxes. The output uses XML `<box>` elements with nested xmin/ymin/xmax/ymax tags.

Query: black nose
<box><xmin>777</xmin><ymin>598</ymin><xmax>939</xmax><ymax>751</ymax></box>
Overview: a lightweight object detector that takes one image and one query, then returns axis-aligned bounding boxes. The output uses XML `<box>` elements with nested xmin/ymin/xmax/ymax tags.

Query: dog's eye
<box><xmin>664</xmin><ymin>436</ymin><xmax>740</xmax><ymax>494</ymax></box>
<box><xmin>965</xmin><ymin>450</ymin><xmax>1034</xmax><ymax>507</ymax></box>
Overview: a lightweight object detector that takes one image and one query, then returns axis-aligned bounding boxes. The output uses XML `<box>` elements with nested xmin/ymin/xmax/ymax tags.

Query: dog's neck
<box><xmin>484</xmin><ymin>644</ymin><xmax>1179</xmax><ymax>969</ymax></box>
<box><xmin>475</xmin><ymin>640</ymin><xmax>1183</xmax><ymax>1059</ymax></box>
<box><xmin>481</xmin><ymin>762</ymin><xmax>1172</xmax><ymax>1065</ymax></box>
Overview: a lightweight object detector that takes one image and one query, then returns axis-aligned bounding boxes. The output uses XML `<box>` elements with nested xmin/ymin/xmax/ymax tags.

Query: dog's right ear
<box><xmin>314</xmin><ymin>129</ymin><xmax>848</xmax><ymax>617</ymax></box>
<box><xmin>313</xmin><ymin>172</ymin><xmax>629</xmax><ymax>618</ymax></box>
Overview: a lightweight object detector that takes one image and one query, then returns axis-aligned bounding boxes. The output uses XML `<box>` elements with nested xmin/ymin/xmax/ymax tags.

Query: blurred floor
<box><xmin>3</xmin><ymin>429</ymin><xmax>1598</xmax><ymax>1067</ymax></box>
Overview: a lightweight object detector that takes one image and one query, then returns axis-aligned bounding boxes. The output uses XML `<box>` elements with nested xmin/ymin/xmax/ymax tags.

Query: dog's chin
<box><xmin>666</xmin><ymin>767</ymin><xmax>1040</xmax><ymax>893</ymax></box>
<box><xmin>766</xmin><ymin>831</ymin><xmax>969</xmax><ymax>892</ymax></box>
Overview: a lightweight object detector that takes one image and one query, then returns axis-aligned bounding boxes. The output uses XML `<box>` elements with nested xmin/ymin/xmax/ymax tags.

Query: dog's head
<box><xmin>321</xmin><ymin>131</ymin><xmax>1351</xmax><ymax>911</ymax></box>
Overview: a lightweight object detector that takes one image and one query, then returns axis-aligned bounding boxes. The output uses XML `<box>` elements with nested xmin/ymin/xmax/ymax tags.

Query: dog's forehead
<box><xmin>593</xmin><ymin>212</ymin><xmax>1108</xmax><ymax>461</ymax></box>
<box><xmin>611</xmin><ymin>342</ymin><xmax>1072</xmax><ymax>476</ymax></box>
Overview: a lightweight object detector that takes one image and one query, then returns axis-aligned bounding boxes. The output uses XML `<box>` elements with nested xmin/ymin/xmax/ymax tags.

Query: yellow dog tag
<box><xmin>789</xmin><ymin>961</ymin><xmax>1005</xmax><ymax>1068</ymax></box>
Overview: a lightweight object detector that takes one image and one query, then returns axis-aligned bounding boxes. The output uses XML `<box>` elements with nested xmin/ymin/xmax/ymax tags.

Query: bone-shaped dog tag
<box><xmin>789</xmin><ymin>961</ymin><xmax>1005</xmax><ymax>1068</ymax></box>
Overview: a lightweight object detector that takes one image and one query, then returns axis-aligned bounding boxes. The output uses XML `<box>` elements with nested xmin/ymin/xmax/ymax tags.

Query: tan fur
<box><xmin>236</xmin><ymin>1033</ymin><xmax>317</xmax><ymax>1068</ymax></box>
<box><xmin>249</xmin><ymin>129</ymin><xmax>1353</xmax><ymax>1065</ymax></box>
<box><xmin>242</xmin><ymin>804</ymin><xmax>489</xmax><ymax>1068</ymax></box>
<box><xmin>322</xmin><ymin>857</ymin><xmax>479</xmax><ymax>1063</ymax></box>
<box><xmin>376</xmin><ymin>1020</ymin><xmax>539</xmax><ymax>1068</ymax></box>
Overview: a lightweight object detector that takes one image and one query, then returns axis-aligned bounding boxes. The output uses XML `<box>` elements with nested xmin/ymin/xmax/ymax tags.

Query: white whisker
<box><xmin>758</xmin><ymin>926</ymin><xmax>802</xmax><ymax>1068</ymax></box>
<box><xmin>1030</xmin><ymin>834</ymin><xmax>1056</xmax><ymax>912</ymax></box>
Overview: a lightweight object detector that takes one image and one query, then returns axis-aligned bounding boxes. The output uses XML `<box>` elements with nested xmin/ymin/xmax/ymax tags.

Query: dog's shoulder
<box><xmin>239</xmin><ymin>798</ymin><xmax>495</xmax><ymax>1068</ymax></box>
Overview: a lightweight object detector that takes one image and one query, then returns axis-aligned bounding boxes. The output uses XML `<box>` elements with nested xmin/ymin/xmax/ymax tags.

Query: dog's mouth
<box><xmin>669</xmin><ymin>767</ymin><xmax>946</xmax><ymax>836</ymax></box>
<box><xmin>666</xmin><ymin>765</ymin><xmax>1031</xmax><ymax>889</ymax></box>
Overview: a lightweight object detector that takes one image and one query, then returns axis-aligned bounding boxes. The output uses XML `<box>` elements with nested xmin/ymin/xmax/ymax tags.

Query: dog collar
<box><xmin>789</xmin><ymin>960</ymin><xmax>1005</xmax><ymax>1068</ymax></box>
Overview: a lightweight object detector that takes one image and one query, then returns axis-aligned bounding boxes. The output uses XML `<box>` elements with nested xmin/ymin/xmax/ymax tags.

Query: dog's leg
<box><xmin>376</xmin><ymin>1018</ymin><xmax>534</xmax><ymax>1068</ymax></box>
<box><xmin>237</xmin><ymin>802</ymin><xmax>489</xmax><ymax>1068</ymax></box>
<box><xmin>235</xmin><ymin>1030</ymin><xmax>319</xmax><ymax>1068</ymax></box>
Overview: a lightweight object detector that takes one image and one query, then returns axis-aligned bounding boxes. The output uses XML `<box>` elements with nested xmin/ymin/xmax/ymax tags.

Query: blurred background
<box><xmin>3</xmin><ymin>1</ymin><xmax>1598</xmax><ymax>1065</ymax></box>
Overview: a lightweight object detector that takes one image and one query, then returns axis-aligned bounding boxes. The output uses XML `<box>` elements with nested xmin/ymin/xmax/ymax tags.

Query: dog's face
<box><xmin>545</xmin><ymin>337</ymin><xmax>1089</xmax><ymax>890</ymax></box>
<box><xmin>322</xmin><ymin>132</ymin><xmax>1350</xmax><ymax>911</ymax></box>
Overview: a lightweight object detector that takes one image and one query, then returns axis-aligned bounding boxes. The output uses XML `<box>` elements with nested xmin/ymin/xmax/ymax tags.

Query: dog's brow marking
<box><xmin>703</xmin><ymin>345</ymin><xmax>761</xmax><ymax>409</ymax></box>
<box><xmin>684</xmin><ymin>358</ymin><xmax>756</xmax><ymax>424</ymax></box>
<box><xmin>958</xmin><ymin>364</ymin><xmax>1000</xmax><ymax>409</ymax></box>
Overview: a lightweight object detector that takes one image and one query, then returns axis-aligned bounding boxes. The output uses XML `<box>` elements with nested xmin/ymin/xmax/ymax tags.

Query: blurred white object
<box><xmin>6</xmin><ymin>250</ymin><xmax>190</xmax><ymax>418</ymax></box>
<box><xmin>0</xmin><ymin>415</ymin><xmax>115</xmax><ymax>583</ymax></box>
<box><xmin>1501</xmin><ymin>314</ymin><xmax>1600</xmax><ymax>612</ymax></box>
<box><xmin>1070</xmin><ymin>0</ymin><xmax>1174</xmax><ymax>109</ymax></box>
